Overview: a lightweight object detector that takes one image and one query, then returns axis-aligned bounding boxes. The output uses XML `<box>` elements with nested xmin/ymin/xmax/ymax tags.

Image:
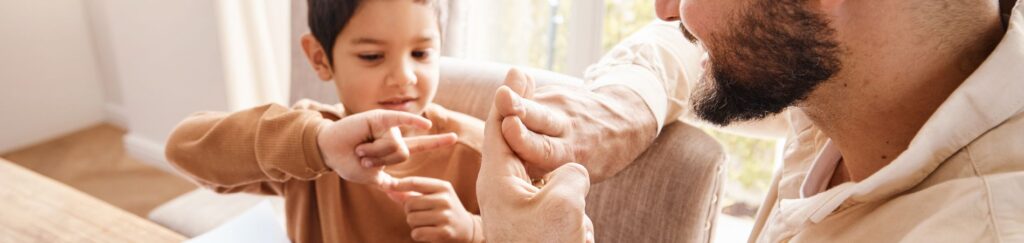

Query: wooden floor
<box><xmin>1</xmin><ymin>124</ymin><xmax>196</xmax><ymax>217</ymax></box>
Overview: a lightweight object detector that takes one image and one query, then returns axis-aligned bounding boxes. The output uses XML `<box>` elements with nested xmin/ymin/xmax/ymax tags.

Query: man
<box><xmin>478</xmin><ymin>0</ymin><xmax>1024</xmax><ymax>242</ymax></box>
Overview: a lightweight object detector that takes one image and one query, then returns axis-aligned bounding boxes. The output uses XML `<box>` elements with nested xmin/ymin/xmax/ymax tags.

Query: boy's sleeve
<box><xmin>165</xmin><ymin>103</ymin><xmax>333</xmax><ymax>195</ymax></box>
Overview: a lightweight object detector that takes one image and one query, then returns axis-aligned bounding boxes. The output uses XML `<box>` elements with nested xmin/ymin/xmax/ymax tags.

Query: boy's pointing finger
<box><xmin>406</xmin><ymin>133</ymin><xmax>458</xmax><ymax>153</ymax></box>
<box><xmin>384</xmin><ymin>176</ymin><xmax>452</xmax><ymax>194</ymax></box>
<box><xmin>366</xmin><ymin>110</ymin><xmax>434</xmax><ymax>132</ymax></box>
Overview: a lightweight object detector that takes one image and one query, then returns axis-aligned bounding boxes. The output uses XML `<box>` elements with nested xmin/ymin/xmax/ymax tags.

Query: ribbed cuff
<box><xmin>302</xmin><ymin>118</ymin><xmax>333</xmax><ymax>176</ymax></box>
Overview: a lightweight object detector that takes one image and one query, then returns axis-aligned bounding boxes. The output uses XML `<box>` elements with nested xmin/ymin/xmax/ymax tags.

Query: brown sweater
<box><xmin>165</xmin><ymin>100</ymin><xmax>484</xmax><ymax>243</ymax></box>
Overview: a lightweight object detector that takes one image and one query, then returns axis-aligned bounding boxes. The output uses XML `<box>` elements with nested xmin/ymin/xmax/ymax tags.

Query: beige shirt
<box><xmin>586</xmin><ymin>3</ymin><xmax>1024</xmax><ymax>242</ymax></box>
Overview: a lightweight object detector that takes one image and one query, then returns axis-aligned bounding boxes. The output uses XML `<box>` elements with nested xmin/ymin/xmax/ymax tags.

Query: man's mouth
<box><xmin>378</xmin><ymin>97</ymin><xmax>418</xmax><ymax>111</ymax></box>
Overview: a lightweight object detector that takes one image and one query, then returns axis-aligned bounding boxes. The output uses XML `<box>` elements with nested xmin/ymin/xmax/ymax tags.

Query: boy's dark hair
<box><xmin>307</xmin><ymin>0</ymin><xmax>360</xmax><ymax>65</ymax></box>
<box><xmin>307</xmin><ymin>0</ymin><xmax>443</xmax><ymax>65</ymax></box>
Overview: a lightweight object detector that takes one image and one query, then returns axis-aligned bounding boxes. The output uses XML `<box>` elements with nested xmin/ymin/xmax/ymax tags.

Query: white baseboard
<box><xmin>104</xmin><ymin>103</ymin><xmax>128</xmax><ymax>129</ymax></box>
<box><xmin>123</xmin><ymin>132</ymin><xmax>180</xmax><ymax>175</ymax></box>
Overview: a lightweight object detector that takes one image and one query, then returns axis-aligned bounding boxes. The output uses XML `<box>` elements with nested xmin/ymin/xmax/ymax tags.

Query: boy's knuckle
<box><xmin>438</xmin><ymin>212</ymin><xmax>452</xmax><ymax>224</ymax></box>
<box><xmin>411</xmin><ymin>231</ymin><xmax>426</xmax><ymax>241</ymax></box>
<box><xmin>404</xmin><ymin>203</ymin><xmax>415</xmax><ymax>213</ymax></box>
<box><xmin>380</xmin><ymin>144</ymin><xmax>398</xmax><ymax>154</ymax></box>
<box><xmin>442</xmin><ymin>227</ymin><xmax>456</xmax><ymax>239</ymax></box>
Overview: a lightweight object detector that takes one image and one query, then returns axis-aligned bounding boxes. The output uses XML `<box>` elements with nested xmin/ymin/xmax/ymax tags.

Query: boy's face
<box><xmin>330</xmin><ymin>0</ymin><xmax>440</xmax><ymax>115</ymax></box>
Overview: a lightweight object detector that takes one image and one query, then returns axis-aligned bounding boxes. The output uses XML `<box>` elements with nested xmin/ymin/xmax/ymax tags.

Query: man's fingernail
<box><xmin>362</xmin><ymin>159</ymin><xmax>373</xmax><ymax>167</ymax></box>
<box><xmin>356</xmin><ymin>149</ymin><xmax>365</xmax><ymax>157</ymax></box>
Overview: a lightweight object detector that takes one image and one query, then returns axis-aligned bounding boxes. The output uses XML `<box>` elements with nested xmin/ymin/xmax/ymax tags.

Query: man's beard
<box><xmin>690</xmin><ymin>0</ymin><xmax>842</xmax><ymax>126</ymax></box>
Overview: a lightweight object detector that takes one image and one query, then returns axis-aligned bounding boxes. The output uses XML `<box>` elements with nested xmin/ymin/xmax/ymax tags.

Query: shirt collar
<box><xmin>799</xmin><ymin>140</ymin><xmax>841</xmax><ymax>198</ymax></box>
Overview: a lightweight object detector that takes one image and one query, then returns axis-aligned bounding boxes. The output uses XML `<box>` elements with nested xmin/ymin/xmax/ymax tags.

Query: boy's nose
<box><xmin>387</xmin><ymin>59</ymin><xmax>418</xmax><ymax>87</ymax></box>
<box><xmin>655</xmin><ymin>0</ymin><xmax>681</xmax><ymax>21</ymax></box>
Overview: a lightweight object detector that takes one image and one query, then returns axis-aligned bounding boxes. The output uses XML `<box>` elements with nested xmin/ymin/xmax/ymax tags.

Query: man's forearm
<box><xmin>496</xmin><ymin>69</ymin><xmax>662</xmax><ymax>183</ymax></box>
<box><xmin>565</xmin><ymin>84</ymin><xmax>659</xmax><ymax>182</ymax></box>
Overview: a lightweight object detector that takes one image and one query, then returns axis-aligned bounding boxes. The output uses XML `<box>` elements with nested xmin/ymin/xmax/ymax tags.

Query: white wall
<box><xmin>0</xmin><ymin>0</ymin><xmax>275</xmax><ymax>173</ymax></box>
<box><xmin>0</xmin><ymin>0</ymin><xmax>107</xmax><ymax>153</ymax></box>
<box><xmin>89</xmin><ymin>0</ymin><xmax>230</xmax><ymax>171</ymax></box>
<box><xmin>83</xmin><ymin>0</ymin><xmax>127</xmax><ymax>128</ymax></box>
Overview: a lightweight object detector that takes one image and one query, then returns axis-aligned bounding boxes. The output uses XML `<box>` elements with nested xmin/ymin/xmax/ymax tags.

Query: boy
<box><xmin>165</xmin><ymin>0</ymin><xmax>484</xmax><ymax>242</ymax></box>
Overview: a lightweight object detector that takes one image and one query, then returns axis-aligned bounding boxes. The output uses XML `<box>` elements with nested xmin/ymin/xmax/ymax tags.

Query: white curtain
<box><xmin>217</xmin><ymin>0</ymin><xmax>290</xmax><ymax>110</ymax></box>
<box><xmin>459</xmin><ymin>0</ymin><xmax>604</xmax><ymax>77</ymax></box>
<box><xmin>439</xmin><ymin>0</ymin><xmax>469</xmax><ymax>58</ymax></box>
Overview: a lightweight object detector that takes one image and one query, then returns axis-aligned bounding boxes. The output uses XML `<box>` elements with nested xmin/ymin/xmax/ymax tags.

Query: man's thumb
<box><xmin>502</xmin><ymin>68</ymin><xmax>536</xmax><ymax>98</ymax></box>
<box><xmin>541</xmin><ymin>163</ymin><xmax>591</xmax><ymax>199</ymax></box>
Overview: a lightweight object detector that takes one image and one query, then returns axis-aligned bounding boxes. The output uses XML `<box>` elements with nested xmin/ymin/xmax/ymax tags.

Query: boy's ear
<box><xmin>300</xmin><ymin>33</ymin><xmax>334</xmax><ymax>81</ymax></box>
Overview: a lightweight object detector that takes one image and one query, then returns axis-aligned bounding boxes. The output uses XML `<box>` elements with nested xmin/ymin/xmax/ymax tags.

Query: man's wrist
<box><xmin>469</xmin><ymin>214</ymin><xmax>484</xmax><ymax>243</ymax></box>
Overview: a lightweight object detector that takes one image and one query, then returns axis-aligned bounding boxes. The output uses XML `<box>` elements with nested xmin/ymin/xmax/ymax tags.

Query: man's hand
<box><xmin>493</xmin><ymin>69</ymin><xmax>658</xmax><ymax>182</ymax></box>
<box><xmin>477</xmin><ymin>85</ymin><xmax>595</xmax><ymax>243</ymax></box>
<box><xmin>317</xmin><ymin>110</ymin><xmax>457</xmax><ymax>186</ymax></box>
<box><xmin>382</xmin><ymin>177</ymin><xmax>480</xmax><ymax>243</ymax></box>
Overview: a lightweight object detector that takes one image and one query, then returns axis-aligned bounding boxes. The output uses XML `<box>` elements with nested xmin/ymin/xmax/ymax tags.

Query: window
<box><xmin>463</xmin><ymin>0</ymin><xmax>572</xmax><ymax>73</ymax></box>
<box><xmin>602</xmin><ymin>0</ymin><xmax>656</xmax><ymax>52</ymax></box>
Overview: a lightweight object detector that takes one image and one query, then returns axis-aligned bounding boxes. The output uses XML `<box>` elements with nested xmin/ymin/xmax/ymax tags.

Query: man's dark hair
<box><xmin>307</xmin><ymin>0</ymin><xmax>360</xmax><ymax>65</ymax></box>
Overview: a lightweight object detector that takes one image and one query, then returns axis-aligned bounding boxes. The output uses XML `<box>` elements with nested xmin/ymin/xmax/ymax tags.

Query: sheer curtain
<box><xmin>459</xmin><ymin>0</ymin><xmax>604</xmax><ymax>77</ymax></box>
<box><xmin>217</xmin><ymin>0</ymin><xmax>290</xmax><ymax>110</ymax></box>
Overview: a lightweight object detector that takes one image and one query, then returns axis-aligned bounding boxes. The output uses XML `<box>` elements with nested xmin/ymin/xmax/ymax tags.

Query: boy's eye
<box><xmin>357</xmin><ymin>53</ymin><xmax>383</xmax><ymax>62</ymax></box>
<box><xmin>411</xmin><ymin>50</ymin><xmax>430</xmax><ymax>59</ymax></box>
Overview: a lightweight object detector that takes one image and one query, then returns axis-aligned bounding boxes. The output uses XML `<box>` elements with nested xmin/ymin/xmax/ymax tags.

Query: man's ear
<box><xmin>300</xmin><ymin>33</ymin><xmax>334</xmax><ymax>81</ymax></box>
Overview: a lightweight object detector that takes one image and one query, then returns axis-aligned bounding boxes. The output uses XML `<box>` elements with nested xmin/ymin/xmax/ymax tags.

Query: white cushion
<box><xmin>148</xmin><ymin>189</ymin><xmax>285</xmax><ymax>237</ymax></box>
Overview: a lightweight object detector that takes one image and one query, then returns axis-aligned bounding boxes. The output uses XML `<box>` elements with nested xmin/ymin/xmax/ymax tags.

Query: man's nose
<box><xmin>386</xmin><ymin>58</ymin><xmax>417</xmax><ymax>87</ymax></box>
<box><xmin>655</xmin><ymin>0</ymin><xmax>681</xmax><ymax>21</ymax></box>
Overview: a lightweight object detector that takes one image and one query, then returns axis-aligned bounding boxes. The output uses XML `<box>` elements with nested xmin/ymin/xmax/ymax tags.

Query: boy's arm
<box><xmin>165</xmin><ymin>103</ymin><xmax>332</xmax><ymax>195</ymax></box>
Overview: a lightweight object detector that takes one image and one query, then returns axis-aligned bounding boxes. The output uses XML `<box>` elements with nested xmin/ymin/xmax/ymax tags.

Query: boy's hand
<box><xmin>383</xmin><ymin>177</ymin><xmax>480</xmax><ymax>243</ymax></box>
<box><xmin>318</xmin><ymin>110</ymin><xmax>457</xmax><ymax>186</ymax></box>
<box><xmin>354</xmin><ymin>127</ymin><xmax>457</xmax><ymax>168</ymax></box>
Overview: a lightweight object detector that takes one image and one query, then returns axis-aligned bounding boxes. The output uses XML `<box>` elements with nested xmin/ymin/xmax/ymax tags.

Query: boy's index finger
<box><xmin>406</xmin><ymin>133</ymin><xmax>458</xmax><ymax>153</ymax></box>
<box><xmin>368</xmin><ymin>110</ymin><xmax>433</xmax><ymax>132</ymax></box>
<box><xmin>385</xmin><ymin>176</ymin><xmax>450</xmax><ymax>194</ymax></box>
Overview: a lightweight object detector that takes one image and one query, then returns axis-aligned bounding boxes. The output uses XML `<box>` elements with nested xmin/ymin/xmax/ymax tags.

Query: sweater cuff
<box><xmin>302</xmin><ymin>118</ymin><xmax>332</xmax><ymax>176</ymax></box>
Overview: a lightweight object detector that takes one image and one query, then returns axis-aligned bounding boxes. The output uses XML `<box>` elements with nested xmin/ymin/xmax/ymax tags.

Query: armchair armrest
<box><xmin>586</xmin><ymin>121</ymin><xmax>725</xmax><ymax>242</ymax></box>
